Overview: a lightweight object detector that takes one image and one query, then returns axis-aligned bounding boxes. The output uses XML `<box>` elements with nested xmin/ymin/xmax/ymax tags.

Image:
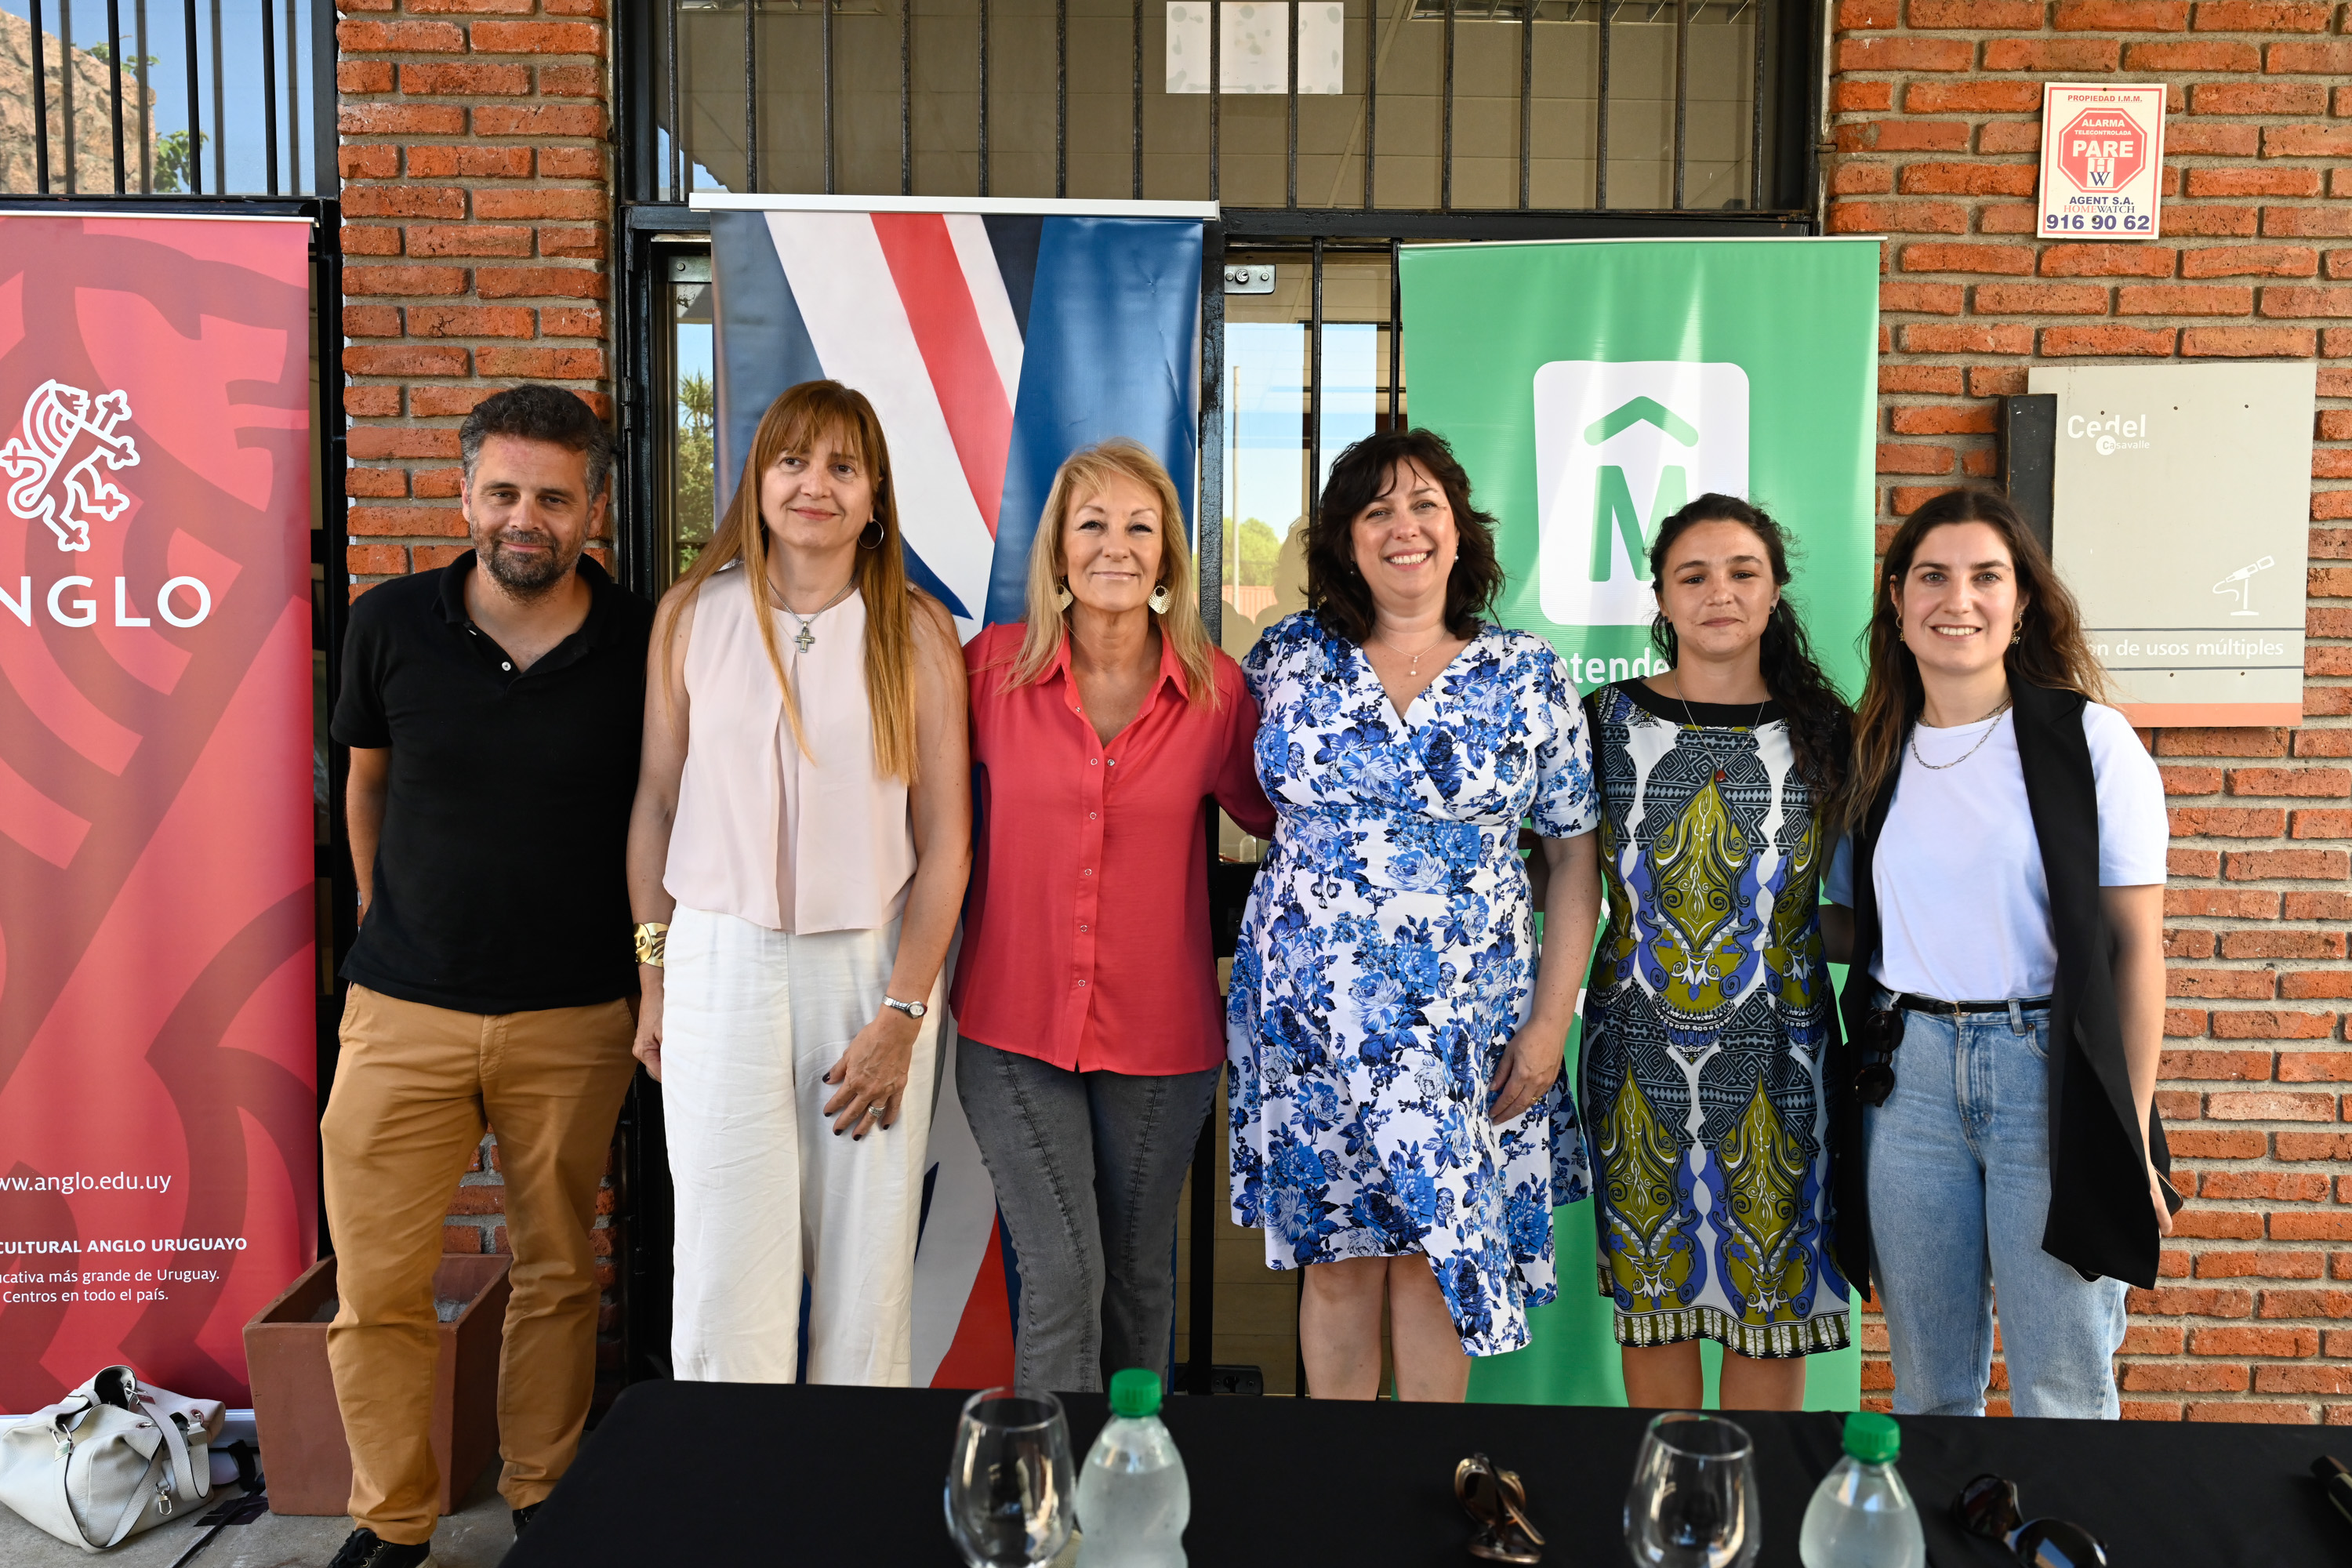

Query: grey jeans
<box><xmin>955</xmin><ymin>1039</ymin><xmax>1218</xmax><ymax>1393</ymax></box>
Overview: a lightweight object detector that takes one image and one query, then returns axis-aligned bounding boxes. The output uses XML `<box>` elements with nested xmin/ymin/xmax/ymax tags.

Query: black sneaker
<box><xmin>511</xmin><ymin>1503</ymin><xmax>541</xmax><ymax>1536</ymax></box>
<box><xmin>325</xmin><ymin>1527</ymin><xmax>433</xmax><ymax>1568</ymax></box>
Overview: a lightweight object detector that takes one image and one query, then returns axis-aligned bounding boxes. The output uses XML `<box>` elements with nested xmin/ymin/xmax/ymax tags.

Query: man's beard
<box><xmin>479</xmin><ymin>530</ymin><xmax>581</xmax><ymax>597</ymax></box>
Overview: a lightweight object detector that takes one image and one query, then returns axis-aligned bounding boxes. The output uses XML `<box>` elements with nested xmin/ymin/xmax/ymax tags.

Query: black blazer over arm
<box><xmin>1831</xmin><ymin>681</ymin><xmax>2170</xmax><ymax>1293</ymax></box>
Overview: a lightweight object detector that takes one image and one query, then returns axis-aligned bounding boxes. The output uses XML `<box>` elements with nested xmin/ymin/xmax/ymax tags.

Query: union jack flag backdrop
<box><xmin>703</xmin><ymin>199</ymin><xmax>1207</xmax><ymax>1385</ymax></box>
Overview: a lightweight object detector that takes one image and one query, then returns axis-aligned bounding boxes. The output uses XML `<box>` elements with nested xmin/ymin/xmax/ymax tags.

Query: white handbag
<box><xmin>0</xmin><ymin>1366</ymin><xmax>224</xmax><ymax>1551</ymax></box>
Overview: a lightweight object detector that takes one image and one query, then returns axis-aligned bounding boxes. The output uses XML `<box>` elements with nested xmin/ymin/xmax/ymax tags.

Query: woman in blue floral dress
<box><xmin>1228</xmin><ymin>429</ymin><xmax>1601</xmax><ymax>1399</ymax></box>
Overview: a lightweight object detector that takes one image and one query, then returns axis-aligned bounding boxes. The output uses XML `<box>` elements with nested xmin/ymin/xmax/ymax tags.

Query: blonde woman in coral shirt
<box><xmin>954</xmin><ymin>439</ymin><xmax>1273</xmax><ymax>1393</ymax></box>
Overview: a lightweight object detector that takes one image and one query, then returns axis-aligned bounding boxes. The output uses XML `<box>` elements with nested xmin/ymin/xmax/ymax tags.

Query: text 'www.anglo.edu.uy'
<box><xmin>0</xmin><ymin>1171</ymin><xmax>173</xmax><ymax>1195</ymax></box>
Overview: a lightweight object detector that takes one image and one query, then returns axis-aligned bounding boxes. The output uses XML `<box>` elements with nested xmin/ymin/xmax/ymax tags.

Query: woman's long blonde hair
<box><xmin>999</xmin><ymin>439</ymin><xmax>1219</xmax><ymax>708</ymax></box>
<box><xmin>666</xmin><ymin>380</ymin><xmax>927</xmax><ymax>781</ymax></box>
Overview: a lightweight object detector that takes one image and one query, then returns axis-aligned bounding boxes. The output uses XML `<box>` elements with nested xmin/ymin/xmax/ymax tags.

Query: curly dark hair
<box><xmin>459</xmin><ymin>383</ymin><xmax>613</xmax><ymax>499</ymax></box>
<box><xmin>1305</xmin><ymin>428</ymin><xmax>1504</xmax><ymax>644</ymax></box>
<box><xmin>1646</xmin><ymin>492</ymin><xmax>1851</xmax><ymax>800</ymax></box>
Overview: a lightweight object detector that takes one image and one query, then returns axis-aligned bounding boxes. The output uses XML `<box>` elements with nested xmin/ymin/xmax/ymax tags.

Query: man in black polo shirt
<box><xmin>321</xmin><ymin>385</ymin><xmax>652</xmax><ymax>1568</ymax></box>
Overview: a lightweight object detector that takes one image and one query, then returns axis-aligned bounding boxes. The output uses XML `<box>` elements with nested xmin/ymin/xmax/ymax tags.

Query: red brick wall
<box><xmin>441</xmin><ymin>1132</ymin><xmax>622</xmax><ymax>1374</ymax></box>
<box><xmin>334</xmin><ymin>0</ymin><xmax>613</xmax><ymax>590</ymax></box>
<box><xmin>1831</xmin><ymin>0</ymin><xmax>2352</xmax><ymax>1419</ymax></box>
<box><xmin>332</xmin><ymin>0</ymin><xmax>624</xmax><ymax>1387</ymax></box>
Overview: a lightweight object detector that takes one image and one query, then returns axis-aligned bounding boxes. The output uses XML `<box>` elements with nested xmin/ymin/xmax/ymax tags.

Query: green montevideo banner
<box><xmin>1399</xmin><ymin>238</ymin><xmax>1880</xmax><ymax>1412</ymax></box>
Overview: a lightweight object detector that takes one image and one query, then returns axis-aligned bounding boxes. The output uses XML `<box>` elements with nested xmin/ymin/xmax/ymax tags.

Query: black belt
<box><xmin>1889</xmin><ymin>993</ymin><xmax>2052</xmax><ymax>1017</ymax></box>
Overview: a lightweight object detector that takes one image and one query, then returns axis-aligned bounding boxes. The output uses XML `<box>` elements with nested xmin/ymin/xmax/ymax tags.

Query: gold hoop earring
<box><xmin>1148</xmin><ymin>584</ymin><xmax>1173</xmax><ymax>615</ymax></box>
<box><xmin>1055</xmin><ymin>580</ymin><xmax>1074</xmax><ymax>612</ymax></box>
<box><xmin>2012</xmin><ymin>620</ymin><xmax>2024</xmax><ymax>647</ymax></box>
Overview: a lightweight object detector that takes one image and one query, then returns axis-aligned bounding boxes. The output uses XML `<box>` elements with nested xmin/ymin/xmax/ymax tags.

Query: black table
<box><xmin>509</xmin><ymin>1382</ymin><xmax>2347</xmax><ymax>1566</ymax></box>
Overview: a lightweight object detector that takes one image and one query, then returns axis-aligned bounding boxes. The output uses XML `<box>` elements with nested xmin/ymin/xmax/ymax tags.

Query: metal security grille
<box><xmin>622</xmin><ymin>0</ymin><xmax>1817</xmax><ymax>213</ymax></box>
<box><xmin>2</xmin><ymin>0</ymin><xmax>334</xmax><ymax>195</ymax></box>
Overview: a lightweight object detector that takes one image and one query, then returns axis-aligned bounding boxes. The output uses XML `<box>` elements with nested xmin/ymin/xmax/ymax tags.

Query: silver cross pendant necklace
<box><xmin>777</xmin><ymin>577</ymin><xmax>858</xmax><ymax>654</ymax></box>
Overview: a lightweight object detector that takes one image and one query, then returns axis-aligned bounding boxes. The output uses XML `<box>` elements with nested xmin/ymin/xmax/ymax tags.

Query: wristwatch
<box><xmin>882</xmin><ymin>995</ymin><xmax>927</xmax><ymax>1020</ymax></box>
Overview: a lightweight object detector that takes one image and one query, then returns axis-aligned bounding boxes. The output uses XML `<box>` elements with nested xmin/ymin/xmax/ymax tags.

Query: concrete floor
<box><xmin>0</xmin><ymin>1462</ymin><xmax>519</xmax><ymax>1568</ymax></box>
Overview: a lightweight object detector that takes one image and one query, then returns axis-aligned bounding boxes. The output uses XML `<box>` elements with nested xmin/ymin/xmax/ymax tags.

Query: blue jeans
<box><xmin>1864</xmin><ymin>990</ymin><xmax>2129</xmax><ymax>1419</ymax></box>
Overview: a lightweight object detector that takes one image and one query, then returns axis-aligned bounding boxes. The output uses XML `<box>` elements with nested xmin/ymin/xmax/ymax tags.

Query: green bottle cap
<box><xmin>1108</xmin><ymin>1368</ymin><xmax>1163</xmax><ymax>1418</ymax></box>
<box><xmin>1842</xmin><ymin>1412</ymin><xmax>1900</xmax><ymax>1465</ymax></box>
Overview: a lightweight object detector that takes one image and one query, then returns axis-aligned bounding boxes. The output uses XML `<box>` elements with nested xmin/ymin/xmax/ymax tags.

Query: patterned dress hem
<box><xmin>1235</xmin><ymin>1226</ymin><xmax>1559</xmax><ymax>1358</ymax></box>
<box><xmin>1575</xmin><ymin>683</ymin><xmax>1853</xmax><ymax>1369</ymax></box>
<box><xmin>1607</xmin><ymin>1301</ymin><xmax>1853</xmax><ymax>1360</ymax></box>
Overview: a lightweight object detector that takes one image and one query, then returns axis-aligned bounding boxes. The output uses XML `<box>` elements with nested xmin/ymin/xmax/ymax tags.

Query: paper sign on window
<box><xmin>1167</xmin><ymin>3</ymin><xmax>1346</xmax><ymax>94</ymax></box>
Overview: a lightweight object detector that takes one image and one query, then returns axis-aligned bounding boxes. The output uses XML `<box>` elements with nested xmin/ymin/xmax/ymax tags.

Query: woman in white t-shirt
<box><xmin>1821</xmin><ymin>487</ymin><xmax>2176</xmax><ymax>1420</ymax></box>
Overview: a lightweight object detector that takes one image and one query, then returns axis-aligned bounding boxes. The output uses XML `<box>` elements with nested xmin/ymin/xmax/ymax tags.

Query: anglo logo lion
<box><xmin>0</xmin><ymin>380</ymin><xmax>142</xmax><ymax>552</ymax></box>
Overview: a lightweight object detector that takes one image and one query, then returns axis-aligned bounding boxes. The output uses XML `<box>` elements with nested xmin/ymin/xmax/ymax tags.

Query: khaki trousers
<box><xmin>321</xmin><ymin>984</ymin><xmax>636</xmax><ymax>1545</ymax></box>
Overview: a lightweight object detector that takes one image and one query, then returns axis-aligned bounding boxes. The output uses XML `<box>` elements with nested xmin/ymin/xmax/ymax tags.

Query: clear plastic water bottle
<box><xmin>1798</xmin><ymin>1412</ymin><xmax>1927</xmax><ymax>1568</ymax></box>
<box><xmin>1073</xmin><ymin>1368</ymin><xmax>1189</xmax><ymax>1568</ymax></box>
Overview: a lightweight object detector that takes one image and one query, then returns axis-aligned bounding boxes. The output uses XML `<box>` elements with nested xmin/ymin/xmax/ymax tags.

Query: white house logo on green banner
<box><xmin>1400</xmin><ymin>238</ymin><xmax>1879</xmax><ymax>703</ymax></box>
<box><xmin>1534</xmin><ymin>360</ymin><xmax>1750</xmax><ymax>627</ymax></box>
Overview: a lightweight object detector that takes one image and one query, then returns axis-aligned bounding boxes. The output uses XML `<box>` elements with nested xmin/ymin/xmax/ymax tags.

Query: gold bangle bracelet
<box><xmin>633</xmin><ymin>922</ymin><xmax>669</xmax><ymax>967</ymax></box>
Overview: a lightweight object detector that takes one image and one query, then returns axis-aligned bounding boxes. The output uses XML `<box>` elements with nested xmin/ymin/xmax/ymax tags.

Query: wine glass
<box><xmin>944</xmin><ymin>1386</ymin><xmax>1077</xmax><ymax>1567</ymax></box>
<box><xmin>1624</xmin><ymin>1411</ymin><xmax>1760</xmax><ymax>1568</ymax></box>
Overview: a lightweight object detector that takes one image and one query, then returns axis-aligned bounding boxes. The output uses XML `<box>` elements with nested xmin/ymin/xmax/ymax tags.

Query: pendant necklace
<box><xmin>1373</xmin><ymin>626</ymin><xmax>1451</xmax><ymax>678</ymax></box>
<box><xmin>1908</xmin><ymin>697</ymin><xmax>2013</xmax><ymax>771</ymax></box>
<box><xmin>775</xmin><ymin>576</ymin><xmax>858</xmax><ymax>655</ymax></box>
<box><xmin>1665</xmin><ymin>672</ymin><xmax>1767</xmax><ymax>786</ymax></box>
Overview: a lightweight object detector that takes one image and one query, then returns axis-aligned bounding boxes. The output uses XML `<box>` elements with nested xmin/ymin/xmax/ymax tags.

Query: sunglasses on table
<box><xmin>1854</xmin><ymin>1007</ymin><xmax>1903</xmax><ymax>1109</ymax></box>
<box><xmin>1954</xmin><ymin>1473</ymin><xmax>2109</xmax><ymax>1568</ymax></box>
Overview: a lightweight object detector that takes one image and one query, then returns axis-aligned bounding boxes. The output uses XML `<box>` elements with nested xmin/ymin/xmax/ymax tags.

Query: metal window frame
<box><xmin>633</xmin><ymin>0</ymin><xmax>1819</xmax><ymax>213</ymax></box>
<box><xmin>16</xmin><ymin>0</ymin><xmax>335</xmax><ymax>197</ymax></box>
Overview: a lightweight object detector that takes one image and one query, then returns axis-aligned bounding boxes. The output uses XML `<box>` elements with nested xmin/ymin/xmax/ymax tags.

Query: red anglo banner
<box><xmin>0</xmin><ymin>214</ymin><xmax>317</xmax><ymax>1410</ymax></box>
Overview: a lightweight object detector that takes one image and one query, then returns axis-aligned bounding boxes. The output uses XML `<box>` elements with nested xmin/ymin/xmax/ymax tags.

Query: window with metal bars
<box><xmin>610</xmin><ymin>0</ymin><xmax>1827</xmax><ymax>599</ymax></box>
<box><xmin>1</xmin><ymin>0</ymin><xmax>332</xmax><ymax>196</ymax></box>
<box><xmin>619</xmin><ymin>0</ymin><xmax>1820</xmax><ymax>213</ymax></box>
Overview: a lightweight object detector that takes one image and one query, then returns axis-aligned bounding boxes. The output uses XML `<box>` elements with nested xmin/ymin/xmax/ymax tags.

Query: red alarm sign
<box><xmin>2055</xmin><ymin>107</ymin><xmax>2147</xmax><ymax>193</ymax></box>
<box><xmin>2038</xmin><ymin>83</ymin><xmax>2165</xmax><ymax>240</ymax></box>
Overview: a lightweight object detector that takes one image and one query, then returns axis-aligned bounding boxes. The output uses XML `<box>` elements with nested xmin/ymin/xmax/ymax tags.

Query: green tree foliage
<box><xmin>1223</xmin><ymin>516</ymin><xmax>1279</xmax><ymax>587</ymax></box>
<box><xmin>674</xmin><ymin>370</ymin><xmax>717</xmax><ymax>578</ymax></box>
<box><xmin>152</xmin><ymin>131</ymin><xmax>202</xmax><ymax>194</ymax></box>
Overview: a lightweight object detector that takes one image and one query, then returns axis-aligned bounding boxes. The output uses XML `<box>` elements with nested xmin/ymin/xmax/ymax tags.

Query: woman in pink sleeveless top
<box><xmin>624</xmin><ymin>380</ymin><xmax>971</xmax><ymax>1385</ymax></box>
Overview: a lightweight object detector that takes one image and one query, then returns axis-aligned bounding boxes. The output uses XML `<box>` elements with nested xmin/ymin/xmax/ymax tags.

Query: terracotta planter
<box><xmin>243</xmin><ymin>1253</ymin><xmax>511</xmax><ymax>1516</ymax></box>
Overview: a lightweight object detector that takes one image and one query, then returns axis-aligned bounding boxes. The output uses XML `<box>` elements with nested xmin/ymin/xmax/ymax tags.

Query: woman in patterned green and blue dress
<box><xmin>1568</xmin><ymin>493</ymin><xmax>1853</xmax><ymax>1410</ymax></box>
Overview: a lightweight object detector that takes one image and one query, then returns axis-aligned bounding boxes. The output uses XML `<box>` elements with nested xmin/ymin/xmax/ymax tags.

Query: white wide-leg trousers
<box><xmin>662</xmin><ymin>906</ymin><xmax>942</xmax><ymax>1385</ymax></box>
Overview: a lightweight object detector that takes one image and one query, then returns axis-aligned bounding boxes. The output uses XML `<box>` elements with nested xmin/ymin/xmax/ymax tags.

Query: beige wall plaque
<box><xmin>2029</xmin><ymin>361</ymin><xmax>2314</xmax><ymax>728</ymax></box>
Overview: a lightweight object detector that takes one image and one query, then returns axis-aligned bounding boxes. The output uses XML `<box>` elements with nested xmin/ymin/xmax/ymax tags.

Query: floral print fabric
<box><xmin>1577</xmin><ymin>681</ymin><xmax>1851</xmax><ymax>1359</ymax></box>
<box><xmin>1225</xmin><ymin>613</ymin><xmax>1600</xmax><ymax>1356</ymax></box>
